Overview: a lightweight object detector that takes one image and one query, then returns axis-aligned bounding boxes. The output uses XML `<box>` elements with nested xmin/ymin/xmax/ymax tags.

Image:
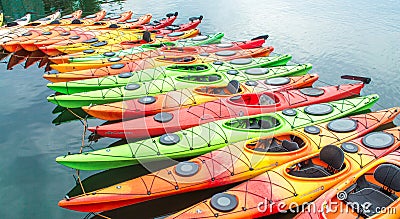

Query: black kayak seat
<box><xmin>226</xmin><ymin>80</ymin><xmax>240</xmax><ymax>94</ymax></box>
<box><xmin>289</xmin><ymin>145</ymin><xmax>344</xmax><ymax>178</ymax></box>
<box><xmin>345</xmin><ymin>163</ymin><xmax>400</xmax><ymax>217</ymax></box>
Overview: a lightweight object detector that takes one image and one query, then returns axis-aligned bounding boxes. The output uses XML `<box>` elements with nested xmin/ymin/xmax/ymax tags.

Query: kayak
<box><xmin>54</xmin><ymin>37</ymin><xmax>265</xmax><ymax>71</ymax></box>
<box><xmin>37</xmin><ymin>14</ymin><xmax>153</xmax><ymax>56</ymax></box>
<box><xmin>82</xmin><ymin>74</ymin><xmax>317</xmax><ymax>121</ymax></box>
<box><xmin>57</xmin><ymin>108</ymin><xmax>399</xmax><ymax>212</ymax></box>
<box><xmin>45</xmin><ymin>50</ymin><xmax>285</xmax><ymax>85</ymax></box>
<box><xmin>48</xmin><ymin>32</ymin><xmax>226</xmax><ymax>64</ymax></box>
<box><xmin>47</xmin><ymin>46</ymin><xmax>274</xmax><ymax>83</ymax></box>
<box><xmin>24</xmin><ymin>10</ymin><xmax>61</xmax><ymax>27</ymax></box>
<box><xmin>55</xmin><ymin>94</ymin><xmax>379</xmax><ymax>171</ymax></box>
<box><xmin>46</xmin><ymin>55</ymin><xmax>293</xmax><ymax>107</ymax></box>
<box><xmin>52</xmin><ymin>28</ymin><xmax>200</xmax><ymax>56</ymax></box>
<box><xmin>52</xmin><ymin>12</ymin><xmax>180</xmax><ymax>54</ymax></box>
<box><xmin>90</xmin><ymin>82</ymin><xmax>367</xmax><ymax>139</ymax></box>
<box><xmin>167</xmin><ymin>124</ymin><xmax>400</xmax><ymax>219</ymax></box>
<box><xmin>99</xmin><ymin>10</ymin><xmax>133</xmax><ymax>23</ymax></box>
<box><xmin>136</xmin><ymin>12</ymin><xmax>179</xmax><ymax>30</ymax></box>
<box><xmin>15</xmin><ymin>11</ymin><xmax>123</xmax><ymax>52</ymax></box>
<box><xmin>2</xmin><ymin>26</ymin><xmax>74</xmax><ymax>52</ymax></box>
<box><xmin>49</xmin><ymin>33</ymin><xmax>207</xmax><ymax>72</ymax></box>
<box><xmin>82</xmin><ymin>10</ymin><xmax>107</xmax><ymax>22</ymax></box>
<box><xmin>38</xmin><ymin>13</ymin><xmax>192</xmax><ymax>56</ymax></box>
<box><xmin>1</xmin><ymin>13</ymin><xmax>31</xmax><ymax>29</ymax></box>
<box><xmin>51</xmin><ymin>18</ymin><xmax>204</xmax><ymax>63</ymax></box>
<box><xmin>37</xmin><ymin>22</ymin><xmax>149</xmax><ymax>57</ymax></box>
<box><xmin>295</xmin><ymin>145</ymin><xmax>400</xmax><ymax>219</ymax></box>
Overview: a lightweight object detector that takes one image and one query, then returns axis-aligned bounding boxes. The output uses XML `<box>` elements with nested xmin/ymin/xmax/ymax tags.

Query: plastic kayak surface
<box><xmin>57</xmin><ymin>108</ymin><xmax>400</xmax><ymax>212</ymax></box>
<box><xmin>167</xmin><ymin>121</ymin><xmax>400</xmax><ymax>219</ymax></box>
<box><xmin>48</xmin><ymin>32</ymin><xmax>225</xmax><ymax>64</ymax></box>
<box><xmin>46</xmin><ymin>56</ymin><xmax>296</xmax><ymax>107</ymax></box>
<box><xmin>91</xmin><ymin>83</ymin><xmax>366</xmax><ymax>139</ymax></box>
<box><xmin>46</xmin><ymin>47</ymin><xmax>276</xmax><ymax>92</ymax></box>
<box><xmin>55</xmin><ymin>94</ymin><xmax>379</xmax><ymax>170</ymax></box>
<box><xmin>82</xmin><ymin>74</ymin><xmax>317</xmax><ymax>121</ymax></box>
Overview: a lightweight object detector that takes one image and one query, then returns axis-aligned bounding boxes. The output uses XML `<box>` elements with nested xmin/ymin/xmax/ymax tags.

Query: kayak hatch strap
<box><xmin>341</xmin><ymin>75</ymin><xmax>371</xmax><ymax>84</ymax></box>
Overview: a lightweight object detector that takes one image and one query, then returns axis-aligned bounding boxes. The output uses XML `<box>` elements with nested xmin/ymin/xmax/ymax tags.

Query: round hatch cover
<box><xmin>362</xmin><ymin>132</ymin><xmax>395</xmax><ymax>149</ymax></box>
<box><xmin>304</xmin><ymin>104</ymin><xmax>333</xmax><ymax>116</ymax></box>
<box><xmin>125</xmin><ymin>83</ymin><xmax>141</xmax><ymax>90</ymax></box>
<box><xmin>210</xmin><ymin>193</ymin><xmax>238</xmax><ymax>212</ymax></box>
<box><xmin>138</xmin><ymin>96</ymin><xmax>156</xmax><ymax>104</ymax></box>
<box><xmin>175</xmin><ymin>161</ymin><xmax>199</xmax><ymax>177</ymax></box>
<box><xmin>159</xmin><ymin>133</ymin><xmax>181</xmax><ymax>145</ymax></box>
<box><xmin>153</xmin><ymin>112</ymin><xmax>173</xmax><ymax>123</ymax></box>
<box><xmin>327</xmin><ymin>119</ymin><xmax>358</xmax><ymax>133</ymax></box>
<box><xmin>304</xmin><ymin>126</ymin><xmax>321</xmax><ymax>135</ymax></box>
<box><xmin>341</xmin><ymin>142</ymin><xmax>359</xmax><ymax>153</ymax></box>
<box><xmin>230</xmin><ymin>58</ymin><xmax>252</xmax><ymax>65</ymax></box>
<box><xmin>265</xmin><ymin>77</ymin><xmax>290</xmax><ymax>86</ymax></box>
<box><xmin>300</xmin><ymin>87</ymin><xmax>325</xmax><ymax>97</ymax></box>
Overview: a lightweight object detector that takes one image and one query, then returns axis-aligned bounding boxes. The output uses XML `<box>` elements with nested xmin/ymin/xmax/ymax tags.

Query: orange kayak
<box><xmin>83</xmin><ymin>74</ymin><xmax>317</xmax><ymax>121</ymax></box>
<box><xmin>57</xmin><ymin>108</ymin><xmax>400</xmax><ymax>212</ymax></box>
<box><xmin>44</xmin><ymin>47</ymin><xmax>274</xmax><ymax>82</ymax></box>
<box><xmin>295</xmin><ymin>131</ymin><xmax>400</xmax><ymax>219</ymax></box>
<box><xmin>167</xmin><ymin>120</ymin><xmax>400</xmax><ymax>219</ymax></box>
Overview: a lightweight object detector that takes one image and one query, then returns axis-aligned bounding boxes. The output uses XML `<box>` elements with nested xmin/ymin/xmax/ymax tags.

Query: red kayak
<box><xmin>90</xmin><ymin>82</ymin><xmax>366</xmax><ymax>139</ymax></box>
<box><xmin>83</xmin><ymin>74</ymin><xmax>318</xmax><ymax>121</ymax></box>
<box><xmin>132</xmin><ymin>12</ymin><xmax>179</xmax><ymax>30</ymax></box>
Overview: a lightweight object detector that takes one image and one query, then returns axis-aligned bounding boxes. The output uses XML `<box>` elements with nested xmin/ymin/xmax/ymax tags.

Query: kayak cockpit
<box><xmin>224</xmin><ymin>115</ymin><xmax>280</xmax><ymax>130</ymax></box>
<box><xmin>194</xmin><ymin>80</ymin><xmax>242</xmax><ymax>96</ymax></box>
<box><xmin>167</xmin><ymin>63</ymin><xmax>209</xmax><ymax>72</ymax></box>
<box><xmin>155</xmin><ymin>55</ymin><xmax>196</xmax><ymax>64</ymax></box>
<box><xmin>341</xmin><ymin>163</ymin><xmax>400</xmax><ymax>218</ymax></box>
<box><xmin>229</xmin><ymin>93</ymin><xmax>279</xmax><ymax>107</ymax></box>
<box><xmin>246</xmin><ymin>134</ymin><xmax>305</xmax><ymax>153</ymax></box>
<box><xmin>176</xmin><ymin>74</ymin><xmax>222</xmax><ymax>83</ymax></box>
<box><xmin>287</xmin><ymin>145</ymin><xmax>346</xmax><ymax>178</ymax></box>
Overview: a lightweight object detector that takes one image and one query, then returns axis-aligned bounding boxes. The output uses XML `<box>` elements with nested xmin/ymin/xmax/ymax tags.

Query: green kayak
<box><xmin>55</xmin><ymin>94</ymin><xmax>379</xmax><ymax>170</ymax></box>
<box><xmin>47</xmin><ymin>55</ymin><xmax>301</xmax><ymax>108</ymax></box>
<box><xmin>47</xmin><ymin>55</ymin><xmax>308</xmax><ymax>95</ymax></box>
<box><xmin>69</xmin><ymin>33</ymin><xmax>225</xmax><ymax>63</ymax></box>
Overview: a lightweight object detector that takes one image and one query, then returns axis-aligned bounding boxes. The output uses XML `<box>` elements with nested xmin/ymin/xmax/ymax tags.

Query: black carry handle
<box><xmin>189</xmin><ymin>15</ymin><xmax>204</xmax><ymax>21</ymax></box>
<box><xmin>341</xmin><ymin>75</ymin><xmax>371</xmax><ymax>84</ymax></box>
<box><xmin>251</xmin><ymin>35</ymin><xmax>269</xmax><ymax>41</ymax></box>
<box><xmin>166</xmin><ymin>12</ymin><xmax>178</xmax><ymax>17</ymax></box>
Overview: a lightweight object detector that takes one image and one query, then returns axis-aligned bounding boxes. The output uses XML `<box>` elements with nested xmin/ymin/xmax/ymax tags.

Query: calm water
<box><xmin>0</xmin><ymin>0</ymin><xmax>399</xmax><ymax>218</ymax></box>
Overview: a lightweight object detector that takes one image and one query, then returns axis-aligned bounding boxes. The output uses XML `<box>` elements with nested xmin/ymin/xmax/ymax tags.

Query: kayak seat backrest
<box><xmin>320</xmin><ymin>145</ymin><xmax>345</xmax><ymax>172</ymax></box>
<box><xmin>227</xmin><ymin>80</ymin><xmax>240</xmax><ymax>94</ymax></box>
<box><xmin>288</xmin><ymin>145</ymin><xmax>344</xmax><ymax>178</ymax></box>
<box><xmin>374</xmin><ymin>164</ymin><xmax>400</xmax><ymax>192</ymax></box>
<box><xmin>168</xmin><ymin>64</ymin><xmax>209</xmax><ymax>71</ymax></box>
<box><xmin>143</xmin><ymin>31</ymin><xmax>151</xmax><ymax>43</ymax></box>
<box><xmin>258</xmin><ymin>94</ymin><xmax>276</xmax><ymax>105</ymax></box>
<box><xmin>253</xmin><ymin>138</ymin><xmax>299</xmax><ymax>153</ymax></box>
<box><xmin>345</xmin><ymin>164</ymin><xmax>400</xmax><ymax>217</ymax></box>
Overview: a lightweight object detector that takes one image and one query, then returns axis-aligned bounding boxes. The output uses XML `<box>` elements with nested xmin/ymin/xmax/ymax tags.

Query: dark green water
<box><xmin>0</xmin><ymin>0</ymin><xmax>399</xmax><ymax>218</ymax></box>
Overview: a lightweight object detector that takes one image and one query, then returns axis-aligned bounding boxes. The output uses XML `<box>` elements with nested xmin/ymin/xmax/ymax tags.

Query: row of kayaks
<box><xmin>6</xmin><ymin>8</ymin><xmax>399</xmax><ymax>219</ymax></box>
<box><xmin>0</xmin><ymin>9</ymin><xmax>204</xmax><ymax>57</ymax></box>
